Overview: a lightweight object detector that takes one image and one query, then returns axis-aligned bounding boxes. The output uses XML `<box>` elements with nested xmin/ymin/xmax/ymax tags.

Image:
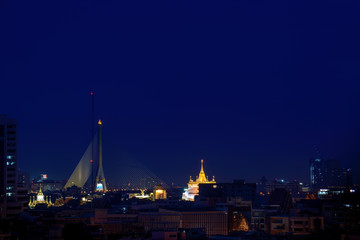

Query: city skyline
<box><xmin>1</xmin><ymin>0</ymin><xmax>360</xmax><ymax>186</ymax></box>
<box><xmin>0</xmin><ymin>107</ymin><xmax>358</xmax><ymax>186</ymax></box>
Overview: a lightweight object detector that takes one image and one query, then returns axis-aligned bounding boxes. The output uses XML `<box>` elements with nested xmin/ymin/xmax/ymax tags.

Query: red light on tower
<box><xmin>90</xmin><ymin>159</ymin><xmax>94</xmax><ymax>163</ymax></box>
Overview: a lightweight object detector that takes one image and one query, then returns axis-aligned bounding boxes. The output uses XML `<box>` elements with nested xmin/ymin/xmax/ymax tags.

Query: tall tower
<box><xmin>0</xmin><ymin>115</ymin><xmax>18</xmax><ymax>217</ymax></box>
<box><xmin>309</xmin><ymin>157</ymin><xmax>324</xmax><ymax>190</ymax></box>
<box><xmin>95</xmin><ymin>119</ymin><xmax>107</xmax><ymax>192</ymax></box>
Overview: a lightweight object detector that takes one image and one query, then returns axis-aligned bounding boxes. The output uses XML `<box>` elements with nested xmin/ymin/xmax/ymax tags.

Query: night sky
<box><xmin>1</xmin><ymin>0</ymin><xmax>360</xmax><ymax>186</ymax></box>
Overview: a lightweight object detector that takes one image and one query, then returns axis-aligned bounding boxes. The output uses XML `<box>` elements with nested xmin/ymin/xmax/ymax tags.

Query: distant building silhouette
<box><xmin>0</xmin><ymin>115</ymin><xmax>25</xmax><ymax>217</ymax></box>
<box><xmin>310</xmin><ymin>157</ymin><xmax>353</xmax><ymax>191</ymax></box>
<box><xmin>257</xmin><ymin>176</ymin><xmax>267</xmax><ymax>193</ymax></box>
<box><xmin>309</xmin><ymin>157</ymin><xmax>324</xmax><ymax>190</ymax></box>
<box><xmin>197</xmin><ymin>179</ymin><xmax>256</xmax><ymax>207</ymax></box>
<box><xmin>266</xmin><ymin>179</ymin><xmax>301</xmax><ymax>194</ymax></box>
<box><xmin>269</xmin><ymin>188</ymin><xmax>292</xmax><ymax>214</ymax></box>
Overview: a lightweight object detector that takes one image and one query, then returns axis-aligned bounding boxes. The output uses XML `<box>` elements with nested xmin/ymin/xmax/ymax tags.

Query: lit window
<box><xmin>6</xmin><ymin>193</ymin><xmax>14</xmax><ymax>196</ymax></box>
<box><xmin>6</xmin><ymin>156</ymin><xmax>12</xmax><ymax>159</ymax></box>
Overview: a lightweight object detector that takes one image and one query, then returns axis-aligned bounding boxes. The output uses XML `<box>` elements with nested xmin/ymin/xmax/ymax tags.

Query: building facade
<box><xmin>310</xmin><ymin>158</ymin><xmax>353</xmax><ymax>191</ymax></box>
<box><xmin>0</xmin><ymin>115</ymin><xmax>19</xmax><ymax>217</ymax></box>
<box><xmin>310</xmin><ymin>158</ymin><xmax>324</xmax><ymax>190</ymax></box>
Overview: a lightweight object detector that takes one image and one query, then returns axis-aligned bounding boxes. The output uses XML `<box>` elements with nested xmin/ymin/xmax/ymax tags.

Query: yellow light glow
<box><xmin>98</xmin><ymin>119</ymin><xmax>102</xmax><ymax>125</ymax></box>
<box><xmin>156</xmin><ymin>189</ymin><xmax>164</xmax><ymax>193</ymax></box>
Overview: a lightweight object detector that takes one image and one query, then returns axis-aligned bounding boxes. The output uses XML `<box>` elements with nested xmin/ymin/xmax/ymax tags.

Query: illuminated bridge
<box><xmin>64</xmin><ymin>121</ymin><xmax>167</xmax><ymax>191</ymax></box>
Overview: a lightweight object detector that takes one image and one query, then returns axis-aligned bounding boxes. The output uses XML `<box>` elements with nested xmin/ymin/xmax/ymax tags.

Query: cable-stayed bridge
<box><xmin>64</xmin><ymin>121</ymin><xmax>167</xmax><ymax>191</ymax></box>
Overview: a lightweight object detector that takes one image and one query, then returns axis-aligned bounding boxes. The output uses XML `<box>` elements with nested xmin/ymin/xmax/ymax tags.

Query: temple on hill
<box><xmin>182</xmin><ymin>159</ymin><xmax>216</xmax><ymax>201</ymax></box>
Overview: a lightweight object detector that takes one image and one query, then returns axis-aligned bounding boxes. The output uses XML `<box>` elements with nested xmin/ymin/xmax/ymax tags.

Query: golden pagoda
<box><xmin>28</xmin><ymin>186</ymin><xmax>59</xmax><ymax>209</ymax></box>
<box><xmin>28</xmin><ymin>186</ymin><xmax>52</xmax><ymax>209</ymax></box>
<box><xmin>36</xmin><ymin>186</ymin><xmax>46</xmax><ymax>203</ymax></box>
<box><xmin>182</xmin><ymin>159</ymin><xmax>216</xmax><ymax>201</ymax></box>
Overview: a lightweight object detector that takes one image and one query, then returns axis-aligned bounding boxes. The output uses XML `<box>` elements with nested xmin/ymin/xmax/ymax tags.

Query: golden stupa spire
<box><xmin>198</xmin><ymin>159</ymin><xmax>207</xmax><ymax>182</ymax></box>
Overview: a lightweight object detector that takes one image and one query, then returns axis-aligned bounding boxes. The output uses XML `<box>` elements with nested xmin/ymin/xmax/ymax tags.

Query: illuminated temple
<box><xmin>182</xmin><ymin>159</ymin><xmax>216</xmax><ymax>201</ymax></box>
<box><xmin>28</xmin><ymin>186</ymin><xmax>65</xmax><ymax>209</ymax></box>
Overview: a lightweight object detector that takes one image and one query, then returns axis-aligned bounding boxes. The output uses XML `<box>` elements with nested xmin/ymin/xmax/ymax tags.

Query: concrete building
<box><xmin>160</xmin><ymin>208</ymin><xmax>228</xmax><ymax>236</ymax></box>
<box><xmin>269</xmin><ymin>215</ymin><xmax>324</xmax><ymax>235</ymax></box>
<box><xmin>0</xmin><ymin>115</ymin><xmax>22</xmax><ymax>218</ymax></box>
<box><xmin>251</xmin><ymin>207</ymin><xmax>278</xmax><ymax>233</ymax></box>
<box><xmin>289</xmin><ymin>216</ymin><xmax>323</xmax><ymax>235</ymax></box>
<box><xmin>180</xmin><ymin>210</ymin><xmax>228</xmax><ymax>236</ymax></box>
<box><xmin>138</xmin><ymin>212</ymin><xmax>180</xmax><ymax>232</ymax></box>
<box><xmin>266</xmin><ymin>179</ymin><xmax>301</xmax><ymax>194</ymax></box>
<box><xmin>269</xmin><ymin>216</ymin><xmax>290</xmax><ymax>235</ymax></box>
<box><xmin>310</xmin><ymin>158</ymin><xmax>324</xmax><ymax>190</ymax></box>
<box><xmin>310</xmin><ymin>158</ymin><xmax>353</xmax><ymax>191</ymax></box>
<box><xmin>197</xmin><ymin>180</ymin><xmax>256</xmax><ymax>207</ymax></box>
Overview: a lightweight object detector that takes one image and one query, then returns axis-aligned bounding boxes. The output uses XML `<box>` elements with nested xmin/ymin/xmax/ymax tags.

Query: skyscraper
<box><xmin>309</xmin><ymin>158</ymin><xmax>324</xmax><ymax>190</ymax></box>
<box><xmin>0</xmin><ymin>115</ymin><xmax>18</xmax><ymax>217</ymax></box>
<box><xmin>310</xmin><ymin>157</ymin><xmax>353</xmax><ymax>190</ymax></box>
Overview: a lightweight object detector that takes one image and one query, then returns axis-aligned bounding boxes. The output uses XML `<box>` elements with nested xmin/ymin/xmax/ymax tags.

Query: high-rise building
<box><xmin>0</xmin><ymin>114</ymin><xmax>19</xmax><ymax>217</ymax></box>
<box><xmin>309</xmin><ymin>158</ymin><xmax>324</xmax><ymax>190</ymax></box>
<box><xmin>310</xmin><ymin>157</ymin><xmax>353</xmax><ymax>191</ymax></box>
<box><xmin>323</xmin><ymin>159</ymin><xmax>353</xmax><ymax>189</ymax></box>
<box><xmin>323</xmin><ymin>159</ymin><xmax>340</xmax><ymax>188</ymax></box>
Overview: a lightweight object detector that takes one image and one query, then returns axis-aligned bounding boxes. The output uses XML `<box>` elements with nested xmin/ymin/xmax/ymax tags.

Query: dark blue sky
<box><xmin>1</xmin><ymin>0</ymin><xmax>360</xmax><ymax>185</ymax></box>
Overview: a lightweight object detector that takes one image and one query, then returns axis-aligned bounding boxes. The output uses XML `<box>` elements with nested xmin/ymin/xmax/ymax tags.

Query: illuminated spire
<box><xmin>198</xmin><ymin>159</ymin><xmax>207</xmax><ymax>182</ymax></box>
<box><xmin>183</xmin><ymin>159</ymin><xmax>216</xmax><ymax>201</ymax></box>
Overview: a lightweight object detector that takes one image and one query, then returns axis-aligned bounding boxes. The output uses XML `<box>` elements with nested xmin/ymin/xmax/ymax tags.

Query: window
<box><xmin>273</xmin><ymin>219</ymin><xmax>283</xmax><ymax>224</ymax></box>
